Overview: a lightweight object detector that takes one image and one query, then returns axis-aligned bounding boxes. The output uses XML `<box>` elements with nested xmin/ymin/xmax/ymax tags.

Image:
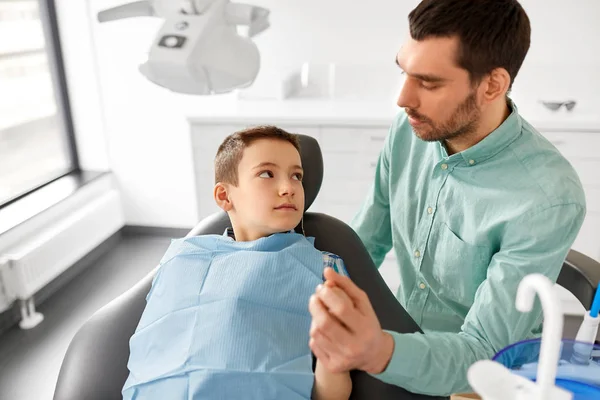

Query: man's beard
<box><xmin>406</xmin><ymin>91</ymin><xmax>481</xmax><ymax>143</ymax></box>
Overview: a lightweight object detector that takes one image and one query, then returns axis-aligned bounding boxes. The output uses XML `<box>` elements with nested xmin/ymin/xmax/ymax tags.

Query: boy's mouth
<box><xmin>274</xmin><ymin>203</ymin><xmax>297</xmax><ymax>210</ymax></box>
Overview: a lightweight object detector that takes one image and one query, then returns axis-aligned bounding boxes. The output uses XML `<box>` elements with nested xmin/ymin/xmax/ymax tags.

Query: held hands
<box><xmin>308</xmin><ymin>267</ymin><xmax>395</xmax><ymax>374</ymax></box>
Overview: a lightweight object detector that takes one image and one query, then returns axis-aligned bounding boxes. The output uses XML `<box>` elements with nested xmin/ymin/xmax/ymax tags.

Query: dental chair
<box><xmin>53</xmin><ymin>134</ymin><xmax>600</xmax><ymax>400</ymax></box>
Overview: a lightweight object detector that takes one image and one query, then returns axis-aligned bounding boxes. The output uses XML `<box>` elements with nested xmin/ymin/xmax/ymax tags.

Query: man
<box><xmin>308</xmin><ymin>0</ymin><xmax>586</xmax><ymax>396</ymax></box>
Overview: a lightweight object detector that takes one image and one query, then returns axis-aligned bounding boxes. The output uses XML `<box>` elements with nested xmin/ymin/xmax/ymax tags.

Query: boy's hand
<box><xmin>309</xmin><ymin>267</ymin><xmax>394</xmax><ymax>374</ymax></box>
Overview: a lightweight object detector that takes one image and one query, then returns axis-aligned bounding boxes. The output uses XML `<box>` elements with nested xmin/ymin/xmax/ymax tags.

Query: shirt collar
<box><xmin>437</xmin><ymin>99</ymin><xmax>522</xmax><ymax>167</ymax></box>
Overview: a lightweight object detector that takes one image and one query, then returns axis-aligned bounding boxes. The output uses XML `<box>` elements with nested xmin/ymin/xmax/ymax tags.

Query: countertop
<box><xmin>187</xmin><ymin>98</ymin><xmax>600</xmax><ymax>132</ymax></box>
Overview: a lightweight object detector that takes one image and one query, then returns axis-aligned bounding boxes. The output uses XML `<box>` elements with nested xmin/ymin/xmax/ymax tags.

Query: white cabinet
<box><xmin>314</xmin><ymin>126</ymin><xmax>387</xmax><ymax>223</ymax></box>
<box><xmin>539</xmin><ymin>130</ymin><xmax>600</xmax><ymax>262</ymax></box>
<box><xmin>541</xmin><ymin>131</ymin><xmax>600</xmax><ymax>159</ymax></box>
<box><xmin>572</xmin><ymin>214</ymin><xmax>600</xmax><ymax>261</ymax></box>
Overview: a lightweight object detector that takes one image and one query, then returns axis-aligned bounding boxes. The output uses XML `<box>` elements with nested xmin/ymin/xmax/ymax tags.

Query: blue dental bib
<box><xmin>122</xmin><ymin>232</ymin><xmax>324</xmax><ymax>400</ymax></box>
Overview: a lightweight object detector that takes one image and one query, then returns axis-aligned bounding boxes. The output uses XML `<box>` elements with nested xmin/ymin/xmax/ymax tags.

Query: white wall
<box><xmin>60</xmin><ymin>0</ymin><xmax>600</xmax><ymax>228</ymax></box>
<box><xmin>238</xmin><ymin>0</ymin><xmax>600</xmax><ymax>68</ymax></box>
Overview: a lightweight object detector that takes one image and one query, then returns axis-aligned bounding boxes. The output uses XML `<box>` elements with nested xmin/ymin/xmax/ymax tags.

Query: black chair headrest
<box><xmin>296</xmin><ymin>134</ymin><xmax>323</xmax><ymax>212</ymax></box>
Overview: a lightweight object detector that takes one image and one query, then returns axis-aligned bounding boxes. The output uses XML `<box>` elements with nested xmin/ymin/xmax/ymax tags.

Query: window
<box><xmin>0</xmin><ymin>0</ymin><xmax>77</xmax><ymax>207</ymax></box>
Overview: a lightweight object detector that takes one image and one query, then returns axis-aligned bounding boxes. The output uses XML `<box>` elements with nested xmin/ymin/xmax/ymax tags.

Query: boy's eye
<box><xmin>259</xmin><ymin>170</ymin><xmax>273</xmax><ymax>178</ymax></box>
<box><xmin>292</xmin><ymin>173</ymin><xmax>303</xmax><ymax>181</ymax></box>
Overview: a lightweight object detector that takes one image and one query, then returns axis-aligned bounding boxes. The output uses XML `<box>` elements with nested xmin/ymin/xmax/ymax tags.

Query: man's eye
<box><xmin>292</xmin><ymin>173</ymin><xmax>303</xmax><ymax>181</ymax></box>
<box><xmin>421</xmin><ymin>83</ymin><xmax>439</xmax><ymax>90</ymax></box>
<box><xmin>259</xmin><ymin>171</ymin><xmax>273</xmax><ymax>178</ymax></box>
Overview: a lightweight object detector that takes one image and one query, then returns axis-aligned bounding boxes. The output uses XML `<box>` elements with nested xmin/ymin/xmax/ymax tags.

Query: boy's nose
<box><xmin>279</xmin><ymin>181</ymin><xmax>294</xmax><ymax>196</ymax></box>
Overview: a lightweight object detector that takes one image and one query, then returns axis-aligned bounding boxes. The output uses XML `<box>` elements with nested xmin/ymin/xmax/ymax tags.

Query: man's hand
<box><xmin>308</xmin><ymin>267</ymin><xmax>395</xmax><ymax>374</ymax></box>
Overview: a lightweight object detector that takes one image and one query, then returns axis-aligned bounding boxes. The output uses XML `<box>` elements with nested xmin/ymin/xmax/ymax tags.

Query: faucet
<box><xmin>467</xmin><ymin>274</ymin><xmax>573</xmax><ymax>400</ymax></box>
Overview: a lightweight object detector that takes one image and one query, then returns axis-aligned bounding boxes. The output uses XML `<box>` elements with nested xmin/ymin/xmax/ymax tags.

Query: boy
<box><xmin>122</xmin><ymin>126</ymin><xmax>352</xmax><ymax>400</ymax></box>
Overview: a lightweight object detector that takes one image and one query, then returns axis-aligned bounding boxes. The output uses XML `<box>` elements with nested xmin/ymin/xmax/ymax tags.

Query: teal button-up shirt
<box><xmin>350</xmin><ymin>102</ymin><xmax>586</xmax><ymax>396</ymax></box>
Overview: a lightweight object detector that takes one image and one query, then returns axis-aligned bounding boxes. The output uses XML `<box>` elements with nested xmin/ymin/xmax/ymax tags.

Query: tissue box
<box><xmin>451</xmin><ymin>394</ymin><xmax>481</xmax><ymax>400</ymax></box>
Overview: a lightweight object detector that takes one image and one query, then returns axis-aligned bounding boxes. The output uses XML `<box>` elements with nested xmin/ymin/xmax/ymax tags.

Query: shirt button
<box><xmin>441</xmin><ymin>163</ymin><xmax>448</xmax><ymax>170</ymax></box>
<box><xmin>414</xmin><ymin>250</ymin><xmax>421</xmax><ymax>258</ymax></box>
<box><xmin>419</xmin><ymin>282</ymin><xmax>426</xmax><ymax>290</ymax></box>
<box><xmin>469</xmin><ymin>159</ymin><xmax>475</xmax><ymax>165</ymax></box>
<box><xmin>427</xmin><ymin>207</ymin><xmax>433</xmax><ymax>214</ymax></box>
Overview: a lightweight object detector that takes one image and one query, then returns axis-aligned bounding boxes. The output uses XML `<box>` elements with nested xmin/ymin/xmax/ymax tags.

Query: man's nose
<box><xmin>396</xmin><ymin>79</ymin><xmax>419</xmax><ymax>110</ymax></box>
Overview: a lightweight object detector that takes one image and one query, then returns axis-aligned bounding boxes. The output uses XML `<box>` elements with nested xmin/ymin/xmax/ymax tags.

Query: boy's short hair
<box><xmin>215</xmin><ymin>125</ymin><xmax>301</xmax><ymax>185</ymax></box>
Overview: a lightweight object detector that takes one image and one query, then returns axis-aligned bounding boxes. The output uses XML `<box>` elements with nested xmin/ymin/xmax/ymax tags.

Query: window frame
<box><xmin>0</xmin><ymin>0</ymin><xmax>80</xmax><ymax>209</ymax></box>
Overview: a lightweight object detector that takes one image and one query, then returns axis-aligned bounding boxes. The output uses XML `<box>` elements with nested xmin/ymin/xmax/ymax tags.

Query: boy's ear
<box><xmin>214</xmin><ymin>182</ymin><xmax>233</xmax><ymax>212</ymax></box>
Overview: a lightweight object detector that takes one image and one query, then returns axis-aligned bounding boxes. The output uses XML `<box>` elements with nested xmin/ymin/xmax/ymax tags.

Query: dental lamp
<box><xmin>97</xmin><ymin>0</ymin><xmax>270</xmax><ymax>95</ymax></box>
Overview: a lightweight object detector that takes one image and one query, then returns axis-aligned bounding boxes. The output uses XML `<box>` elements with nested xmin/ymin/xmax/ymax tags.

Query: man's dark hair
<box><xmin>409</xmin><ymin>0</ymin><xmax>531</xmax><ymax>89</ymax></box>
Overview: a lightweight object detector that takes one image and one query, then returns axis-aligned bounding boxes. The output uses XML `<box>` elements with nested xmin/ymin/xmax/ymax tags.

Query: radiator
<box><xmin>0</xmin><ymin>188</ymin><xmax>123</xmax><ymax>328</ymax></box>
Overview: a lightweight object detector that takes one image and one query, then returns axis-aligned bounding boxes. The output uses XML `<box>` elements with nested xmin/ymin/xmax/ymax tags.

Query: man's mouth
<box><xmin>408</xmin><ymin>115</ymin><xmax>422</xmax><ymax>124</ymax></box>
<box><xmin>275</xmin><ymin>204</ymin><xmax>297</xmax><ymax>210</ymax></box>
<box><xmin>407</xmin><ymin>113</ymin><xmax>427</xmax><ymax>126</ymax></box>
